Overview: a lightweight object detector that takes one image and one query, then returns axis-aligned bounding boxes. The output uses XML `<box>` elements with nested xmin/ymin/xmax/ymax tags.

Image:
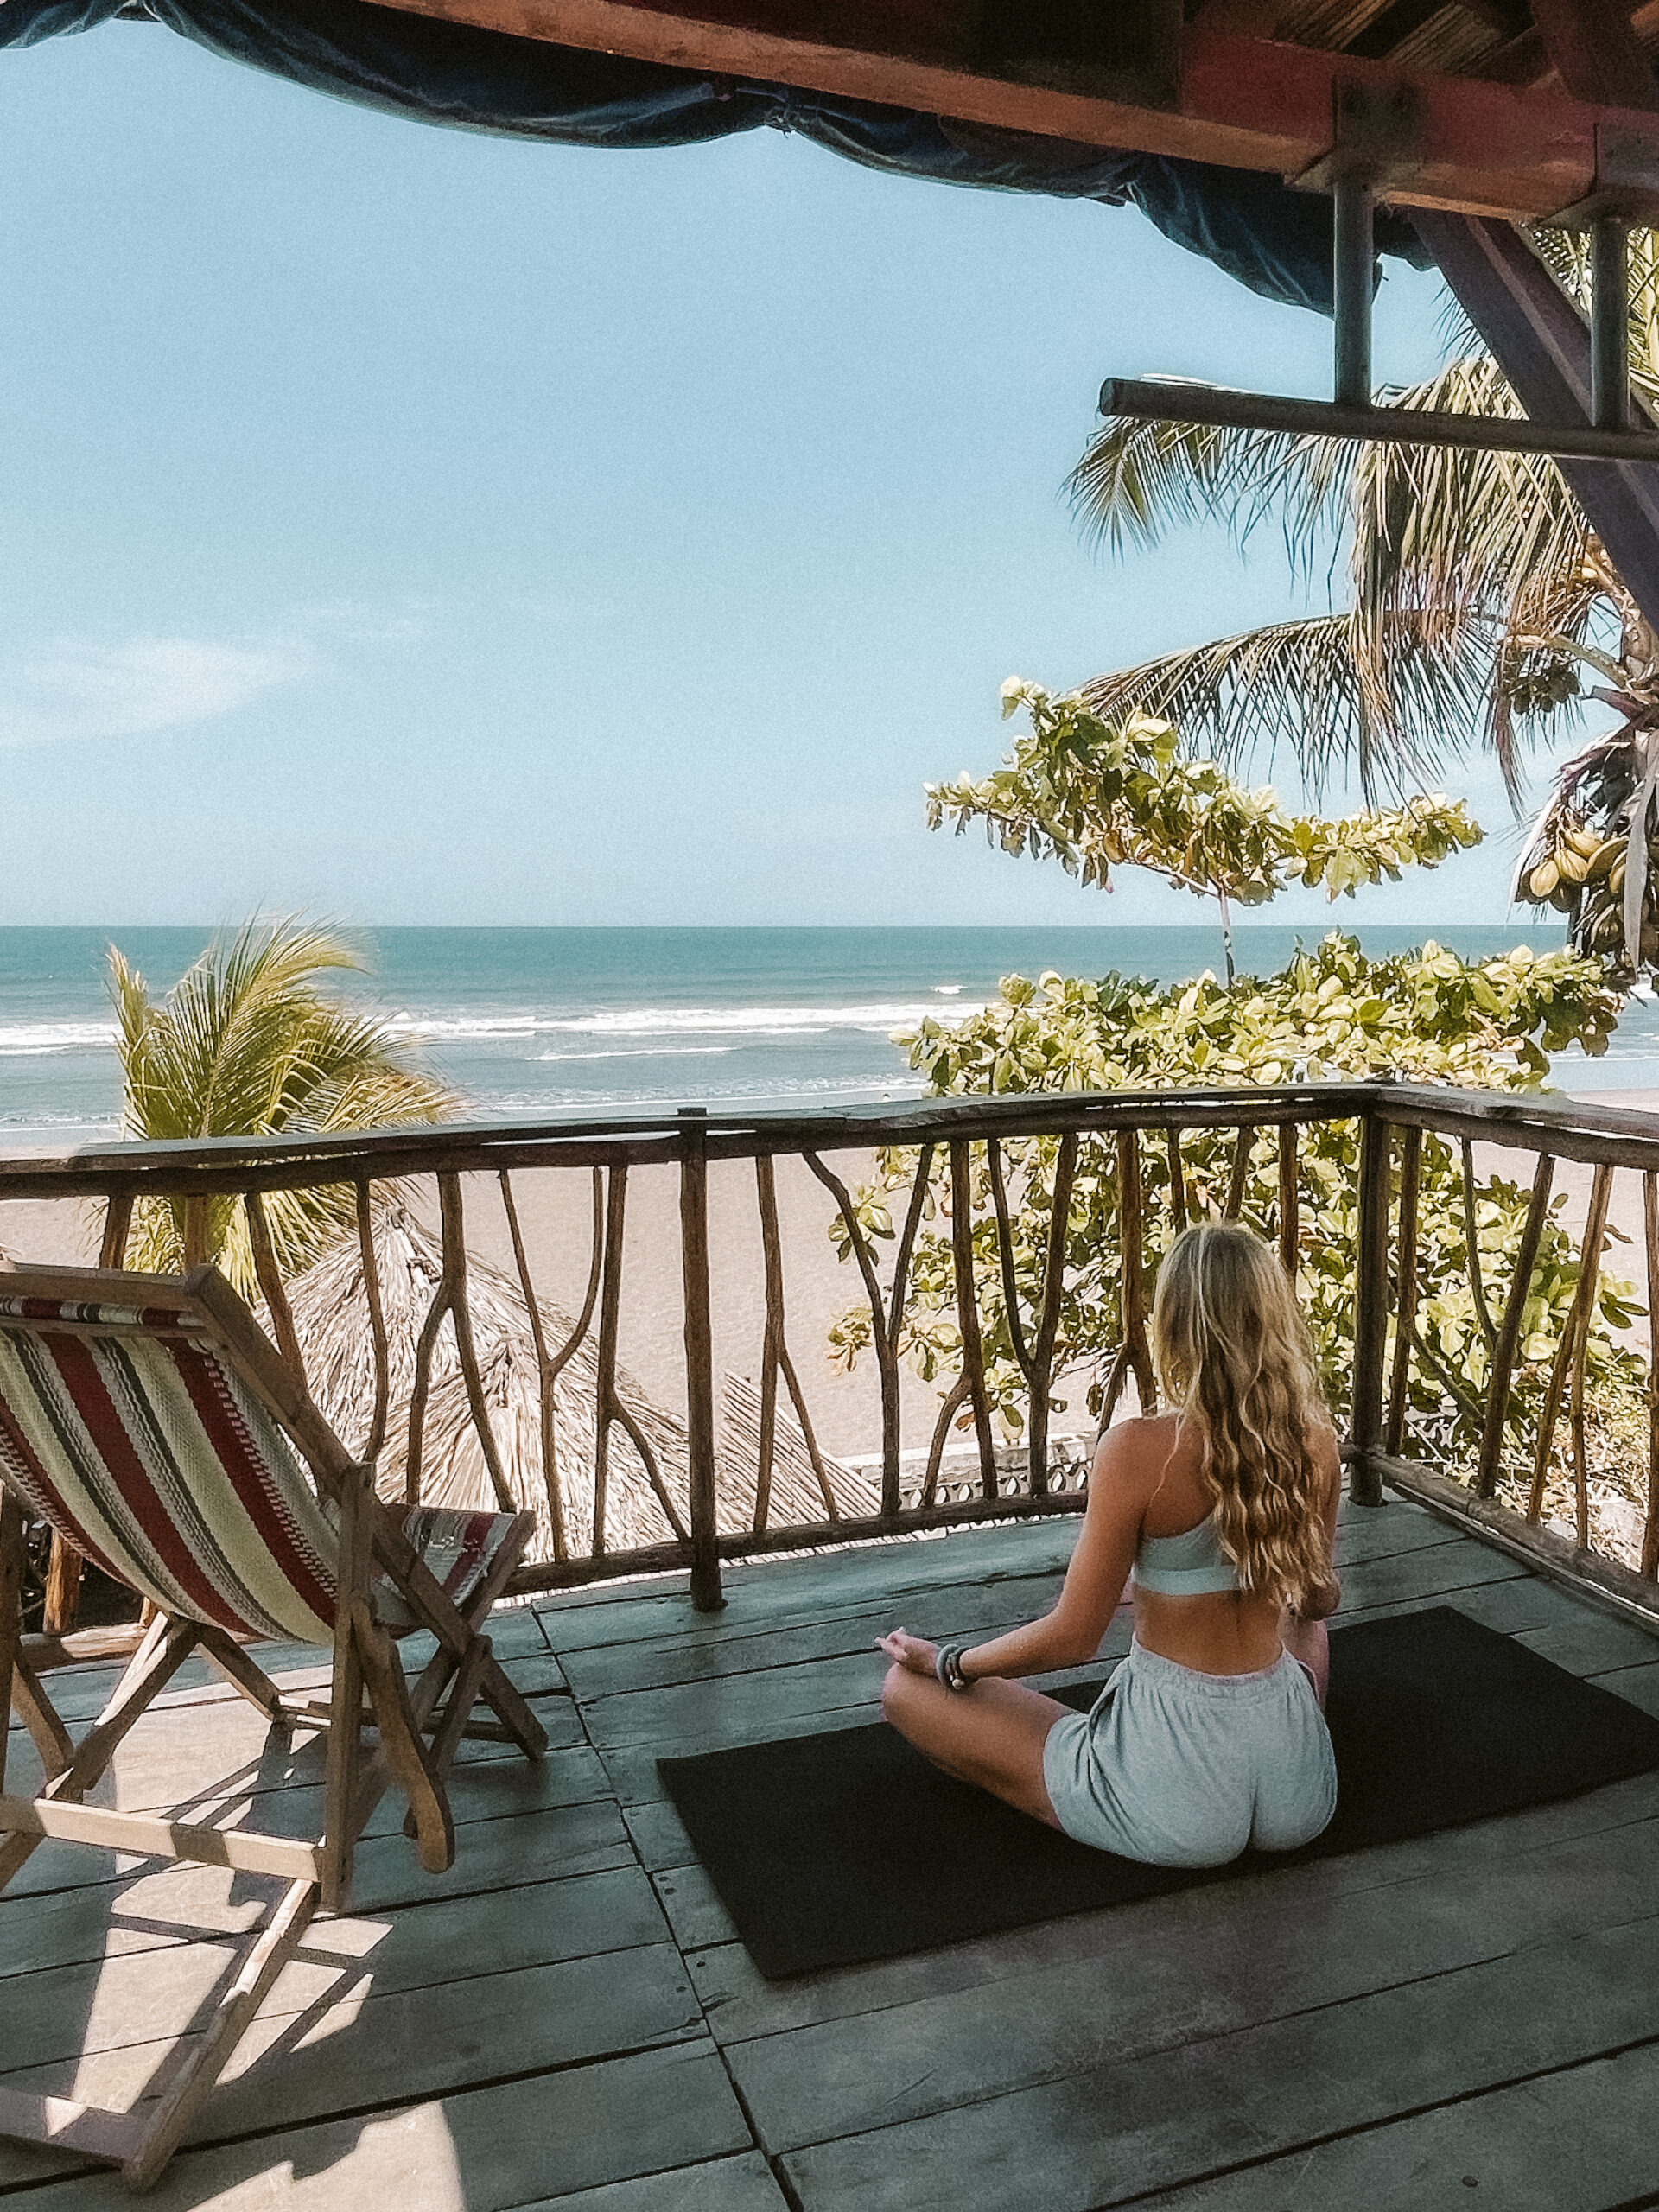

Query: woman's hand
<box><xmin>876</xmin><ymin>1628</ymin><xmax>939</xmax><ymax>1675</ymax></box>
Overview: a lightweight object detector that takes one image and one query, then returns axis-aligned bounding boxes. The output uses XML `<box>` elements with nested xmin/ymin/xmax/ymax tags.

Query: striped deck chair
<box><xmin>0</xmin><ymin>1259</ymin><xmax>546</xmax><ymax>2192</ymax></box>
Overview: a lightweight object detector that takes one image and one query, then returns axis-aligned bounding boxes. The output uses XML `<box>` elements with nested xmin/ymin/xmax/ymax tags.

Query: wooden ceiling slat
<box><xmin>1386</xmin><ymin>10</ymin><xmax>1509</xmax><ymax>68</ymax></box>
<box><xmin>1346</xmin><ymin>0</ymin><xmax>1454</xmax><ymax>60</ymax></box>
<box><xmin>1274</xmin><ymin>0</ymin><xmax>1392</xmax><ymax>47</ymax></box>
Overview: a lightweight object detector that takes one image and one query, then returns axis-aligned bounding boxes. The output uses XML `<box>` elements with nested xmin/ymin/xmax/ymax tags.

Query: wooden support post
<box><xmin>1164</xmin><ymin>1126</ymin><xmax>1189</xmax><ymax>1231</ymax></box>
<box><xmin>356</xmin><ymin>1181</ymin><xmax>391</xmax><ymax>1466</ymax></box>
<box><xmin>591</xmin><ymin>1166</ymin><xmax>626</xmax><ymax>1553</ymax></box>
<box><xmin>678</xmin><ymin>1111</ymin><xmax>723</xmax><ymax>1612</ymax></box>
<box><xmin>1027</xmin><ymin>1131</ymin><xmax>1077</xmax><ymax>1499</ymax></box>
<box><xmin>245</xmin><ymin>1191</ymin><xmax>304</xmax><ymax>1376</ymax></box>
<box><xmin>98</xmin><ymin>1194</ymin><xmax>132</xmax><ymax>1270</ymax></box>
<box><xmin>1332</xmin><ymin>168</ymin><xmax>1375</xmax><ymax>409</ymax></box>
<box><xmin>753</xmin><ymin>1154</ymin><xmax>836</xmax><ymax>1529</ymax></box>
<box><xmin>1348</xmin><ymin>1113</ymin><xmax>1391</xmax><ymax>1507</ymax></box>
<box><xmin>1529</xmin><ymin>1163</ymin><xmax>1614</xmax><ymax>1528</ymax></box>
<box><xmin>805</xmin><ymin>1149</ymin><xmax>906</xmax><ymax>1516</ymax></box>
<box><xmin>321</xmin><ymin>1462</ymin><xmax>372</xmax><ymax>1912</ymax></box>
<box><xmin>181</xmin><ymin>1195</ymin><xmax>208</xmax><ymax>1270</ymax></box>
<box><xmin>498</xmin><ymin>1170</ymin><xmax>570</xmax><ymax>1560</ymax></box>
<box><xmin>1278</xmin><ymin>1122</ymin><xmax>1300</xmax><ymax>1282</ymax></box>
<box><xmin>1224</xmin><ymin>1124</ymin><xmax>1254</xmax><ymax>1221</ymax></box>
<box><xmin>0</xmin><ymin>1491</ymin><xmax>22</xmax><ymax>1802</ymax></box>
<box><xmin>1385</xmin><ymin>1126</ymin><xmax>1422</xmax><ymax>1458</ymax></box>
<box><xmin>1646</xmin><ymin>1171</ymin><xmax>1659</xmax><ymax>1580</ymax></box>
<box><xmin>1476</xmin><ymin>1151</ymin><xmax>1555</xmax><ymax>1499</ymax></box>
<box><xmin>1116</xmin><ymin>1130</ymin><xmax>1156</xmax><ymax>1415</ymax></box>
<box><xmin>949</xmin><ymin>1139</ymin><xmax>998</xmax><ymax>1502</ymax></box>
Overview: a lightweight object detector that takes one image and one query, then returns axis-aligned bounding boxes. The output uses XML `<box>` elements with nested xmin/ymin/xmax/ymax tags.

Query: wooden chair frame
<box><xmin>0</xmin><ymin>1260</ymin><xmax>547</xmax><ymax>2192</ymax></box>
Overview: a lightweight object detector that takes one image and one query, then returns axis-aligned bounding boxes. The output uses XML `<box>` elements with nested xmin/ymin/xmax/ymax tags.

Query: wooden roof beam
<box><xmin>367</xmin><ymin>0</ymin><xmax>1659</xmax><ymax>219</ymax></box>
<box><xmin>1529</xmin><ymin>0</ymin><xmax>1658</xmax><ymax>104</ymax></box>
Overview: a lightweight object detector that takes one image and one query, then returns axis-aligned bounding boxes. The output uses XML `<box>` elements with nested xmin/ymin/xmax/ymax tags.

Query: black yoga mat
<box><xmin>658</xmin><ymin>1606</ymin><xmax>1659</xmax><ymax>1979</ymax></box>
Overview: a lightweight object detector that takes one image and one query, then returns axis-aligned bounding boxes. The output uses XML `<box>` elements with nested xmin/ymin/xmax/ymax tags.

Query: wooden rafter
<box><xmin>365</xmin><ymin>0</ymin><xmax>1659</xmax><ymax>219</ymax></box>
<box><xmin>1529</xmin><ymin>0</ymin><xmax>1659</xmax><ymax>104</ymax></box>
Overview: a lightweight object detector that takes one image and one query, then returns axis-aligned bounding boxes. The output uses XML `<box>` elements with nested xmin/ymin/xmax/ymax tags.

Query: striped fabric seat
<box><xmin>0</xmin><ymin>1305</ymin><xmax>518</xmax><ymax>1644</ymax></box>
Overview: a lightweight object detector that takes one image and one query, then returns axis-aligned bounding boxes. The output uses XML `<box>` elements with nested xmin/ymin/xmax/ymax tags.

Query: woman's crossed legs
<box><xmin>881</xmin><ymin>1614</ymin><xmax>1330</xmax><ymax>1838</ymax></box>
<box><xmin>880</xmin><ymin>1662</ymin><xmax>1070</xmax><ymax>1827</ymax></box>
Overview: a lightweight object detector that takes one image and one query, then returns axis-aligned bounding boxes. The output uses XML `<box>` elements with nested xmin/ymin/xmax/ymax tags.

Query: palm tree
<box><xmin>1068</xmin><ymin>231</ymin><xmax>1659</xmax><ymax>845</ymax></box>
<box><xmin>111</xmin><ymin>918</ymin><xmax>456</xmax><ymax>1294</ymax></box>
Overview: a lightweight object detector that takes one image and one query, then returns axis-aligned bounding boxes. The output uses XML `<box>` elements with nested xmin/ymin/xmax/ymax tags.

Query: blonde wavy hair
<box><xmin>1151</xmin><ymin>1222</ymin><xmax>1335</xmax><ymax>1609</ymax></box>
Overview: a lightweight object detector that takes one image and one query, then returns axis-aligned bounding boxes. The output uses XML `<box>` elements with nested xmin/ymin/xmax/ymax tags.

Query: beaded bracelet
<box><xmin>933</xmin><ymin>1640</ymin><xmax>972</xmax><ymax>1694</ymax></box>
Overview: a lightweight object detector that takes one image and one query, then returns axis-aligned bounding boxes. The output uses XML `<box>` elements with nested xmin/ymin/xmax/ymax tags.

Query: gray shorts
<box><xmin>1042</xmin><ymin>1637</ymin><xmax>1338</xmax><ymax>1867</ymax></box>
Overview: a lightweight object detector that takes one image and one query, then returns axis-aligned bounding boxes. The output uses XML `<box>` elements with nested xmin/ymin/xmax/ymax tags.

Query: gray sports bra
<box><xmin>1131</xmin><ymin>1508</ymin><xmax>1242</xmax><ymax>1597</ymax></box>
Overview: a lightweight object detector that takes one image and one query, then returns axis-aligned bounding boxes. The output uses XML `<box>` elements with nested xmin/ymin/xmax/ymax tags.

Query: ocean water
<box><xmin>0</xmin><ymin>922</ymin><xmax>1649</xmax><ymax>1152</ymax></box>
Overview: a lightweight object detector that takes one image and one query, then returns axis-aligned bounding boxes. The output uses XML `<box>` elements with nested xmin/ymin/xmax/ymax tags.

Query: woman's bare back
<box><xmin>1122</xmin><ymin>1411</ymin><xmax>1338</xmax><ymax>1677</ymax></box>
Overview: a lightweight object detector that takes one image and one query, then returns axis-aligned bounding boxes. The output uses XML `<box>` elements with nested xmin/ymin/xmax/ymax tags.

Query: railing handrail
<box><xmin>3</xmin><ymin>1075</ymin><xmax>1656</xmax><ymax>1201</ymax></box>
<box><xmin>1373</xmin><ymin>1080</ymin><xmax>1659</xmax><ymax>1166</ymax></box>
<box><xmin>0</xmin><ymin>1079</ymin><xmax>1394</xmax><ymax>1199</ymax></box>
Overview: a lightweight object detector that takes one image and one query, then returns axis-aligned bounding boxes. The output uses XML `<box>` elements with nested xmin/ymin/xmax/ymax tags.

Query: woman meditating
<box><xmin>879</xmin><ymin>1219</ymin><xmax>1341</xmax><ymax>1866</ymax></box>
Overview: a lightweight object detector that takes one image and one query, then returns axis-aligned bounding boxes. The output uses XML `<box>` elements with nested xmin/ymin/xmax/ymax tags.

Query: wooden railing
<box><xmin>1363</xmin><ymin>1084</ymin><xmax>1659</xmax><ymax>1630</ymax></box>
<box><xmin>3</xmin><ymin>1078</ymin><xmax>1658</xmax><ymax>1628</ymax></box>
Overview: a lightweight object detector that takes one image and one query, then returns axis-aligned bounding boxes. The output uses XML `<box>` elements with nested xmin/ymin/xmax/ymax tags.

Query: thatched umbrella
<box><xmin>718</xmin><ymin>1370</ymin><xmax>878</xmax><ymax>1526</ymax></box>
<box><xmin>282</xmin><ymin>1195</ymin><xmax>690</xmax><ymax>1561</ymax></box>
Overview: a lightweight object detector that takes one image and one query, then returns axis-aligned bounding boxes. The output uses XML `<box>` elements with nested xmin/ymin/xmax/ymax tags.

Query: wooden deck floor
<box><xmin>4</xmin><ymin>1496</ymin><xmax>1659</xmax><ymax>2212</ymax></box>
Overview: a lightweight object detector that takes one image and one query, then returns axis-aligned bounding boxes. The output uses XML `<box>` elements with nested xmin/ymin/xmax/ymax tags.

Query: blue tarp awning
<box><xmin>4</xmin><ymin>0</ymin><xmax>1436</xmax><ymax>315</ymax></box>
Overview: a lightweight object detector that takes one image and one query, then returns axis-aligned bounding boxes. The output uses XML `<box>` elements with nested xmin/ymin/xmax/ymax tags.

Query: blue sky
<box><xmin>0</xmin><ymin>20</ymin><xmax>1595</xmax><ymax>930</ymax></box>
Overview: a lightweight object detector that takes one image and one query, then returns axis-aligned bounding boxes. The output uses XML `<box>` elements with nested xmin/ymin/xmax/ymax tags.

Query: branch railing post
<box><xmin>678</xmin><ymin>1109</ymin><xmax>724</xmax><ymax>1612</ymax></box>
<box><xmin>1348</xmin><ymin>1107</ymin><xmax>1391</xmax><ymax>1508</ymax></box>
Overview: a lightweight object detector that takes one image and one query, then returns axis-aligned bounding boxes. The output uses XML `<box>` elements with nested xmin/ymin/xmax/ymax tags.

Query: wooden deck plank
<box><xmin>652</xmin><ymin>1860</ymin><xmax>740</xmax><ymax>1955</ymax></box>
<box><xmin>0</xmin><ymin>1738</ymin><xmax>612</xmax><ymax>1919</ymax></box>
<box><xmin>1344</xmin><ymin>1573</ymin><xmax>1598</xmax><ymax>1638</ymax></box>
<box><xmin>1328</xmin><ymin>1498</ymin><xmax>1463</xmax><ymax>1565</ymax></box>
<box><xmin>0</xmin><ymin>1778</ymin><xmax>637</xmax><ymax>1991</ymax></box>
<box><xmin>1516</xmin><ymin>1611</ymin><xmax>1659</xmax><ymax>1675</ymax></box>
<box><xmin>532</xmin><ymin>1523</ymin><xmax>1088</xmax><ymax>1655</ymax></box>
<box><xmin>348</xmin><ymin>1800</ymin><xmax>634</xmax><ymax>1916</ymax></box>
<box><xmin>557</xmin><ymin>1575</ymin><xmax>1077</xmax><ymax>1701</ymax></box>
<box><xmin>778</xmin><ymin>1912</ymin><xmax>1659</xmax><ymax>2211</ymax></box>
<box><xmin>0</xmin><ymin>1941</ymin><xmax>705</xmax><ymax>2190</ymax></box>
<box><xmin>2</xmin><ymin>1688</ymin><xmax>586</xmax><ymax>1838</ymax></box>
<box><xmin>1</xmin><ymin>1863</ymin><xmax>671</xmax><ymax>2065</ymax></box>
<box><xmin>1128</xmin><ymin>2039</ymin><xmax>1659</xmax><ymax>2209</ymax></box>
<box><xmin>725</xmin><ymin>1809</ymin><xmax>1659</xmax><ymax>2153</ymax></box>
<box><xmin>513</xmin><ymin>2153</ymin><xmax>791</xmax><ymax>2212</ymax></box>
<box><xmin>0</xmin><ymin>2043</ymin><xmax>753</xmax><ymax>2209</ymax></box>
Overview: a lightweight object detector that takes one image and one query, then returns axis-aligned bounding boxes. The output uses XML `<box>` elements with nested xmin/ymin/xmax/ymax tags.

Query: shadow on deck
<box><xmin>3</xmin><ymin>1496</ymin><xmax>1659</xmax><ymax>2212</ymax></box>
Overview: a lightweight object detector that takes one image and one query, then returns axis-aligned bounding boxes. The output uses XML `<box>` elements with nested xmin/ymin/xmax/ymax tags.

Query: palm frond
<box><xmin>1068</xmin><ymin>408</ymin><xmax>1357</xmax><ymax>576</ymax></box>
<box><xmin>111</xmin><ymin>915</ymin><xmax>456</xmax><ymax>1294</ymax></box>
<box><xmin>1077</xmin><ymin>607</ymin><xmax>1497</xmax><ymax>799</ymax></box>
